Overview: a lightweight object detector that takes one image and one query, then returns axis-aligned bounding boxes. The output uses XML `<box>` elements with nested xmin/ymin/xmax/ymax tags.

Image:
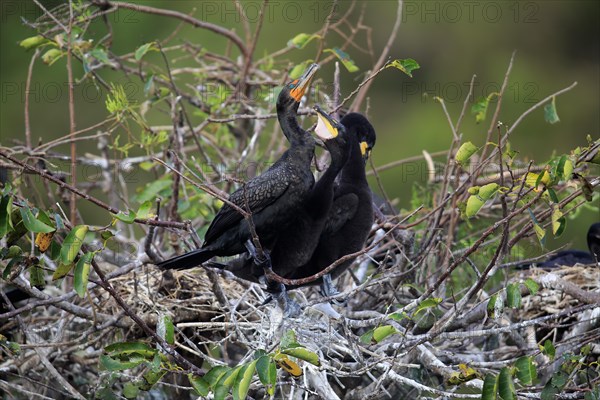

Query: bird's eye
<box><xmin>289</xmin><ymin>79</ymin><xmax>299</xmax><ymax>88</ymax></box>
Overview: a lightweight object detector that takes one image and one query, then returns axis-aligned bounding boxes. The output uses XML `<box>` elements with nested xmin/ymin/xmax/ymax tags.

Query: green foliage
<box><xmin>387</xmin><ymin>58</ymin><xmax>421</xmax><ymax>78</ymax></box>
<box><xmin>455</xmin><ymin>141</ymin><xmax>479</xmax><ymax>167</ymax></box>
<box><xmin>465</xmin><ymin>183</ymin><xmax>500</xmax><ymax>218</ymax></box>
<box><xmin>287</xmin><ymin>33</ymin><xmax>321</xmax><ymax>49</ymax></box>
<box><xmin>134</xmin><ymin>42</ymin><xmax>158</xmax><ymax>61</ymax></box>
<box><xmin>324</xmin><ymin>48</ymin><xmax>359</xmax><ymax>72</ymax></box>
<box><xmin>544</xmin><ymin>96</ymin><xmax>560</xmax><ymax>124</ymax></box>
<box><xmin>471</xmin><ymin>93</ymin><xmax>498</xmax><ymax>123</ymax></box>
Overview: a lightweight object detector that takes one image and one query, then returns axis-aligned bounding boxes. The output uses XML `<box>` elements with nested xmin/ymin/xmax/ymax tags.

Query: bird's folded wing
<box><xmin>203</xmin><ymin>169</ymin><xmax>291</xmax><ymax>243</ymax></box>
<box><xmin>323</xmin><ymin>193</ymin><xmax>359</xmax><ymax>235</ymax></box>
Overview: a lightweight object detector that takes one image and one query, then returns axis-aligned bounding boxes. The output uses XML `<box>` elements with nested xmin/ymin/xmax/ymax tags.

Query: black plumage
<box><xmin>287</xmin><ymin>112</ymin><xmax>377</xmax><ymax>295</ymax></box>
<box><xmin>518</xmin><ymin>222</ymin><xmax>600</xmax><ymax>269</ymax></box>
<box><xmin>157</xmin><ymin>63</ymin><xmax>319</xmax><ymax>271</ymax></box>
<box><xmin>225</xmin><ymin>106</ymin><xmax>351</xmax><ymax>282</ymax></box>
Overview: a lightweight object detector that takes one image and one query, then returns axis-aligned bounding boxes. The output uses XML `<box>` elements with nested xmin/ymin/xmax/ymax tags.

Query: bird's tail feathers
<box><xmin>156</xmin><ymin>249</ymin><xmax>214</xmax><ymax>270</ymax></box>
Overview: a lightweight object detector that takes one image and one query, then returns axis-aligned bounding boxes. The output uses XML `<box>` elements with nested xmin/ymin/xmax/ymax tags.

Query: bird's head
<box><xmin>314</xmin><ymin>104</ymin><xmax>344</xmax><ymax>140</ymax></box>
<box><xmin>340</xmin><ymin>113</ymin><xmax>376</xmax><ymax>161</ymax></box>
<box><xmin>277</xmin><ymin>63</ymin><xmax>319</xmax><ymax>109</ymax></box>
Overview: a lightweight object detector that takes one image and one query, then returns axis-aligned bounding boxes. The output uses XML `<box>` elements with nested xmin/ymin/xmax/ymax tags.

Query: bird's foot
<box><xmin>244</xmin><ymin>239</ymin><xmax>271</xmax><ymax>270</ymax></box>
<box><xmin>270</xmin><ymin>283</ymin><xmax>302</xmax><ymax>318</ymax></box>
<box><xmin>320</xmin><ymin>274</ymin><xmax>346</xmax><ymax>306</ymax></box>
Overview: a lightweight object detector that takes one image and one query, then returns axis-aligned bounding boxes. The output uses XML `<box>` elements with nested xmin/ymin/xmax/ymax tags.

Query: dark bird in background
<box><xmin>286</xmin><ymin>112</ymin><xmax>377</xmax><ymax>297</ymax></box>
<box><xmin>518</xmin><ymin>222</ymin><xmax>600</xmax><ymax>269</ymax></box>
<box><xmin>157</xmin><ymin>63</ymin><xmax>319</xmax><ymax>271</ymax></box>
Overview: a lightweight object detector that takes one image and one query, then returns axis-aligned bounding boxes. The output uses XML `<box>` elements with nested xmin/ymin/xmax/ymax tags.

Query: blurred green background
<box><xmin>1</xmin><ymin>0</ymin><xmax>598</xmax><ymax>251</ymax></box>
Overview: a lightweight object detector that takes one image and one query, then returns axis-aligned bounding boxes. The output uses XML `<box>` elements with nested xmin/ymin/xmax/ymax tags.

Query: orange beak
<box><xmin>289</xmin><ymin>63</ymin><xmax>319</xmax><ymax>102</ymax></box>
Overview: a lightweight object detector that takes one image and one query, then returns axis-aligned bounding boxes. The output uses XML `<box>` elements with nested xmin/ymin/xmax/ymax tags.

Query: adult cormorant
<box><xmin>157</xmin><ymin>63</ymin><xmax>319</xmax><ymax>270</ymax></box>
<box><xmin>287</xmin><ymin>112</ymin><xmax>377</xmax><ymax>296</ymax></box>
<box><xmin>517</xmin><ymin>222</ymin><xmax>600</xmax><ymax>268</ymax></box>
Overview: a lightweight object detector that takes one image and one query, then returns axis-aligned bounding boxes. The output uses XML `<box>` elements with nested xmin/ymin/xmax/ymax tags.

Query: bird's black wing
<box><xmin>204</xmin><ymin>167</ymin><xmax>291</xmax><ymax>244</ymax></box>
<box><xmin>323</xmin><ymin>193</ymin><xmax>359</xmax><ymax>235</ymax></box>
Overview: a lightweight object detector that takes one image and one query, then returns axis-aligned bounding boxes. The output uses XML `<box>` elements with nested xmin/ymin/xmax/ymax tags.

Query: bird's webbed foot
<box><xmin>269</xmin><ymin>282</ymin><xmax>302</xmax><ymax>318</ymax></box>
<box><xmin>320</xmin><ymin>274</ymin><xmax>346</xmax><ymax>306</ymax></box>
<box><xmin>244</xmin><ymin>239</ymin><xmax>272</xmax><ymax>271</ymax></box>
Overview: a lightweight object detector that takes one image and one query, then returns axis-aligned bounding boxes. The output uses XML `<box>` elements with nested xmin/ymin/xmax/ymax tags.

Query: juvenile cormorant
<box><xmin>157</xmin><ymin>63</ymin><xmax>319</xmax><ymax>270</ymax></box>
<box><xmin>287</xmin><ymin>112</ymin><xmax>377</xmax><ymax>296</ymax></box>
<box><xmin>517</xmin><ymin>222</ymin><xmax>600</xmax><ymax>268</ymax></box>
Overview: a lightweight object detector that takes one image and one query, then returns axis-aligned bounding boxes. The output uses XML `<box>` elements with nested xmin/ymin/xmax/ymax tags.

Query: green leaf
<box><xmin>0</xmin><ymin>195</ymin><xmax>11</xmax><ymax>238</ymax></box>
<box><xmin>105</xmin><ymin>342</ymin><xmax>156</xmax><ymax>358</ymax></box>
<box><xmin>132</xmin><ymin>178</ymin><xmax>172</xmax><ymax>203</ymax></box>
<box><xmin>204</xmin><ymin>366</ymin><xmax>230</xmax><ymax>388</ymax></box>
<box><xmin>515</xmin><ymin>356</ymin><xmax>537</xmax><ymax>386</ymax></box>
<box><xmin>481</xmin><ymin>373</ymin><xmax>498</xmax><ymax>400</ymax></box>
<box><xmin>41</xmin><ymin>48</ymin><xmax>63</xmax><ymax>65</ymax></box>
<box><xmin>280</xmin><ymin>330</ymin><xmax>297</xmax><ymax>350</ymax></box>
<box><xmin>114</xmin><ymin>209</ymin><xmax>136</xmax><ymax>224</ymax></box>
<box><xmin>135</xmin><ymin>200</ymin><xmax>154</xmax><ymax>220</ymax></box>
<box><xmin>188</xmin><ymin>374</ymin><xmax>210</xmax><ymax>397</ymax></box>
<box><xmin>74</xmin><ymin>252</ymin><xmax>93</xmax><ymax>297</ymax></box>
<box><xmin>135</xmin><ymin>42</ymin><xmax>158</xmax><ymax>61</ymax></box>
<box><xmin>360</xmin><ymin>329</ymin><xmax>375</xmax><ymax>344</ymax></box>
<box><xmin>140</xmin><ymin>368</ymin><xmax>166</xmax><ymax>390</ymax></box>
<box><xmin>157</xmin><ymin>314</ymin><xmax>174</xmax><ymax>345</ymax></box>
<box><xmin>52</xmin><ymin>262</ymin><xmax>75</xmax><ymax>281</ymax></box>
<box><xmin>256</xmin><ymin>356</ymin><xmax>276</xmax><ymax>396</ymax></box>
<box><xmin>20</xmin><ymin>207</ymin><xmax>55</xmax><ymax>233</ymax></box>
<box><xmin>123</xmin><ymin>382</ymin><xmax>140</xmax><ymax>399</ymax></box>
<box><xmin>60</xmin><ymin>225</ymin><xmax>88</xmax><ymax>265</ymax></box>
<box><xmin>414</xmin><ymin>297</ymin><xmax>442</xmax><ymax>316</ymax></box>
<box><xmin>487</xmin><ymin>294</ymin><xmax>504</xmax><ymax>319</ymax></box>
<box><xmin>465</xmin><ymin>183</ymin><xmax>499</xmax><ymax>218</ymax></box>
<box><xmin>533</xmin><ymin>224</ymin><xmax>547</xmax><ymax>247</ymax></box>
<box><xmin>281</xmin><ymin>347</ymin><xmax>320</xmax><ymax>366</ymax></box>
<box><xmin>528</xmin><ymin>209</ymin><xmax>546</xmax><ymax>248</ymax></box>
<box><xmin>213</xmin><ymin>384</ymin><xmax>229</xmax><ymax>400</ymax></box>
<box><xmin>387</xmin><ymin>58</ymin><xmax>420</xmax><ymax>78</ymax></box>
<box><xmin>544</xmin><ymin>96</ymin><xmax>560</xmax><ymax>124</ymax></box>
<box><xmin>89</xmin><ymin>48</ymin><xmax>110</xmax><ymax>64</ymax></box>
<box><xmin>472</xmin><ymin>97</ymin><xmax>489</xmax><ymax>124</ymax></box>
<box><xmin>523</xmin><ymin>279</ymin><xmax>539</xmax><ymax>295</ymax></box>
<box><xmin>29</xmin><ymin>263</ymin><xmax>45</xmax><ymax>288</ymax></box>
<box><xmin>19</xmin><ymin>35</ymin><xmax>50</xmax><ymax>51</ymax></box>
<box><xmin>498</xmin><ymin>367</ymin><xmax>516</xmax><ymax>400</ymax></box>
<box><xmin>455</xmin><ymin>142</ymin><xmax>478</xmax><ymax>166</ymax></box>
<box><xmin>100</xmin><ymin>354</ymin><xmax>144</xmax><ymax>371</ymax></box>
<box><xmin>233</xmin><ymin>361</ymin><xmax>256</xmax><ymax>400</ymax></box>
<box><xmin>221</xmin><ymin>365</ymin><xmax>243</xmax><ymax>387</ymax></box>
<box><xmin>506</xmin><ymin>283</ymin><xmax>522</xmax><ymax>309</ymax></box>
<box><xmin>287</xmin><ymin>33</ymin><xmax>320</xmax><ymax>49</ymax></box>
<box><xmin>540</xmin><ymin>339</ymin><xmax>555</xmax><ymax>360</ymax></box>
<box><xmin>551</xmin><ymin>206</ymin><xmax>566</xmax><ymax>236</ymax></box>
<box><xmin>324</xmin><ymin>48</ymin><xmax>359</xmax><ymax>72</ymax></box>
<box><xmin>370</xmin><ymin>325</ymin><xmax>399</xmax><ymax>344</ymax></box>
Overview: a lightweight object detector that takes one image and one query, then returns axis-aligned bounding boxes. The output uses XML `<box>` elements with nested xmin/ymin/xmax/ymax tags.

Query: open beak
<box><xmin>314</xmin><ymin>105</ymin><xmax>339</xmax><ymax>140</ymax></box>
<box><xmin>289</xmin><ymin>63</ymin><xmax>319</xmax><ymax>102</ymax></box>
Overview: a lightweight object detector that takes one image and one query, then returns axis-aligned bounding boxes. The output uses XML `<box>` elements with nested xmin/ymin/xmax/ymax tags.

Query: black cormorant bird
<box><xmin>287</xmin><ymin>112</ymin><xmax>377</xmax><ymax>296</ymax></box>
<box><xmin>223</xmin><ymin>106</ymin><xmax>351</xmax><ymax>280</ymax></box>
<box><xmin>260</xmin><ymin>105</ymin><xmax>350</xmax><ymax>278</ymax></box>
<box><xmin>157</xmin><ymin>63</ymin><xmax>319</xmax><ymax>270</ymax></box>
<box><xmin>518</xmin><ymin>222</ymin><xmax>600</xmax><ymax>268</ymax></box>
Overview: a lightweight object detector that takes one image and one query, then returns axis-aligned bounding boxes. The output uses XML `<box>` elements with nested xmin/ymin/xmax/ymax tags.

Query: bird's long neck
<box><xmin>338</xmin><ymin>133</ymin><xmax>366</xmax><ymax>184</ymax></box>
<box><xmin>312</xmin><ymin>145</ymin><xmax>347</xmax><ymax>197</ymax></box>
<box><xmin>278</xmin><ymin>102</ymin><xmax>314</xmax><ymax>160</ymax></box>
